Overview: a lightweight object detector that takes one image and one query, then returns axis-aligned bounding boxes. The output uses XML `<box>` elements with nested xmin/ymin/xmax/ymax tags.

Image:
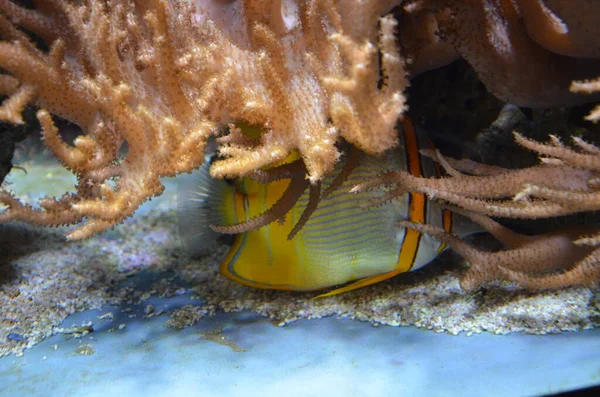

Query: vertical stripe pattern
<box><xmin>395</xmin><ymin>118</ymin><xmax>426</xmax><ymax>272</ymax></box>
<box><xmin>213</xmin><ymin>117</ymin><xmax>465</xmax><ymax>295</ymax></box>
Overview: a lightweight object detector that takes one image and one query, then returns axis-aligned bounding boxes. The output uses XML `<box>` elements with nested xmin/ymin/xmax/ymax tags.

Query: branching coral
<box><xmin>1</xmin><ymin>0</ymin><xmax>600</xmax><ymax>296</ymax></box>
<box><xmin>356</xmin><ymin>128</ymin><xmax>600</xmax><ymax>289</ymax></box>
<box><xmin>0</xmin><ymin>0</ymin><xmax>219</xmax><ymax>239</ymax></box>
<box><xmin>369</xmin><ymin>0</ymin><xmax>600</xmax><ymax>290</ymax></box>
<box><xmin>0</xmin><ymin>0</ymin><xmax>408</xmax><ymax>239</ymax></box>
<box><xmin>398</xmin><ymin>206</ymin><xmax>599</xmax><ymax>291</ymax></box>
<box><xmin>193</xmin><ymin>0</ymin><xmax>408</xmax><ymax>181</ymax></box>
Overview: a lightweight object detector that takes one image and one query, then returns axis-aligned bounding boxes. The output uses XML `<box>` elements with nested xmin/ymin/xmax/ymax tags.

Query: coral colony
<box><xmin>1</xmin><ymin>0</ymin><xmax>600</xmax><ymax>290</ymax></box>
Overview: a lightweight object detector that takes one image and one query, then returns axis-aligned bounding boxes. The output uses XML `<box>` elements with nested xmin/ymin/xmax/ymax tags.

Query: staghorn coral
<box><xmin>356</xmin><ymin>0</ymin><xmax>600</xmax><ymax>291</ymax></box>
<box><xmin>356</xmin><ymin>120</ymin><xmax>600</xmax><ymax>289</ymax></box>
<box><xmin>398</xmin><ymin>207</ymin><xmax>599</xmax><ymax>291</ymax></box>
<box><xmin>351</xmin><ymin>0</ymin><xmax>600</xmax><ymax>290</ymax></box>
<box><xmin>0</xmin><ymin>0</ymin><xmax>408</xmax><ymax>239</ymax></box>
<box><xmin>0</xmin><ymin>0</ymin><xmax>599</xmax><ymax>297</ymax></box>
<box><xmin>1</xmin><ymin>0</ymin><xmax>599</xmax><ymax>239</ymax></box>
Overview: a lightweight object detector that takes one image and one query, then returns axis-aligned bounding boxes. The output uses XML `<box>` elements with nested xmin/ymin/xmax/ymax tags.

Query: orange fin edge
<box><xmin>313</xmin><ymin>269</ymin><xmax>405</xmax><ymax>299</ymax></box>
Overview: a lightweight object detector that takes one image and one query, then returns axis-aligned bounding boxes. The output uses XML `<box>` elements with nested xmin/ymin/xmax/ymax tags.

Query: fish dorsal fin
<box><xmin>177</xmin><ymin>157</ymin><xmax>232</xmax><ymax>256</ymax></box>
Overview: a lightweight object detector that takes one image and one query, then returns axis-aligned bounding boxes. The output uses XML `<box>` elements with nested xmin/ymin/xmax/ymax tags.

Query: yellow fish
<box><xmin>178</xmin><ymin>120</ymin><xmax>479</xmax><ymax>297</ymax></box>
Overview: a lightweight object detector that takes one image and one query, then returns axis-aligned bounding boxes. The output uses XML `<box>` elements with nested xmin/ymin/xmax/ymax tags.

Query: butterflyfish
<box><xmin>178</xmin><ymin>120</ymin><xmax>480</xmax><ymax>297</ymax></box>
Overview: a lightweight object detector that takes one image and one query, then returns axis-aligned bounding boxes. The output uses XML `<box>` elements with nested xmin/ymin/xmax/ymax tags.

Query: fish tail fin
<box><xmin>177</xmin><ymin>157</ymin><xmax>231</xmax><ymax>257</ymax></box>
<box><xmin>448</xmin><ymin>204</ymin><xmax>532</xmax><ymax>248</ymax></box>
<box><xmin>451</xmin><ymin>211</ymin><xmax>485</xmax><ymax>239</ymax></box>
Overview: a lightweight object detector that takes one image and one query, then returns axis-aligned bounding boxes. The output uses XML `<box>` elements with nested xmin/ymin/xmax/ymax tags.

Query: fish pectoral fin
<box><xmin>314</xmin><ymin>269</ymin><xmax>404</xmax><ymax>299</ymax></box>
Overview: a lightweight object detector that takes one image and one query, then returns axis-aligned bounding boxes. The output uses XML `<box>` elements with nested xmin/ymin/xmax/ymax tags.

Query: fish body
<box><xmin>178</xmin><ymin>121</ymin><xmax>477</xmax><ymax>295</ymax></box>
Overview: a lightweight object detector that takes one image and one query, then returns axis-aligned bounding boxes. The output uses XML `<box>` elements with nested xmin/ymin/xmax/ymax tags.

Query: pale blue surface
<box><xmin>0</xmin><ymin>290</ymin><xmax>599</xmax><ymax>397</ymax></box>
<box><xmin>2</xmin><ymin>159</ymin><xmax>599</xmax><ymax>397</ymax></box>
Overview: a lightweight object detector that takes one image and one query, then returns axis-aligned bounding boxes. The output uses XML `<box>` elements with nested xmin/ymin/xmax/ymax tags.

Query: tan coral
<box><xmin>0</xmin><ymin>0</ymin><xmax>217</xmax><ymax>239</ymax></box>
<box><xmin>399</xmin><ymin>207</ymin><xmax>599</xmax><ymax>291</ymax></box>
<box><xmin>200</xmin><ymin>1</ymin><xmax>408</xmax><ymax>181</ymax></box>
<box><xmin>356</xmin><ymin>128</ymin><xmax>600</xmax><ymax>289</ymax></box>
<box><xmin>1</xmin><ymin>0</ymin><xmax>599</xmax><ymax>249</ymax></box>
<box><xmin>571</xmin><ymin>76</ymin><xmax>600</xmax><ymax>122</ymax></box>
<box><xmin>0</xmin><ymin>0</ymin><xmax>409</xmax><ymax>238</ymax></box>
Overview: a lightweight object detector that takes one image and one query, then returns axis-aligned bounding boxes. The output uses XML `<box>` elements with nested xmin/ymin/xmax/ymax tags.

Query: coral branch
<box><xmin>368</xmin><ymin>128</ymin><xmax>600</xmax><ymax>289</ymax></box>
<box><xmin>0</xmin><ymin>0</ymin><xmax>409</xmax><ymax>238</ymax></box>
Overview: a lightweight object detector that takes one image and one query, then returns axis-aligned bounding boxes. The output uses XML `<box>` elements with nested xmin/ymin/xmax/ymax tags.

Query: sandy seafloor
<box><xmin>0</xmin><ymin>156</ymin><xmax>599</xmax><ymax>396</ymax></box>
